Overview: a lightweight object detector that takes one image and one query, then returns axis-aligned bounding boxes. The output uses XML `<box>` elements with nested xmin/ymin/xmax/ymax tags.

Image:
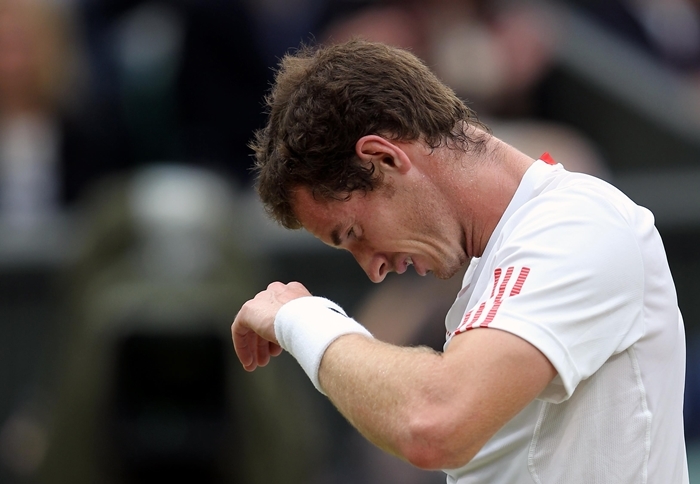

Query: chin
<box><xmin>434</xmin><ymin>254</ymin><xmax>469</xmax><ymax>280</ymax></box>
<box><xmin>433</xmin><ymin>265</ymin><xmax>458</xmax><ymax>280</ymax></box>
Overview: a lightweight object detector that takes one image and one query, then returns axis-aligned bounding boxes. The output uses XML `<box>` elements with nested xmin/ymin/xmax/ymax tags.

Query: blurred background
<box><xmin>1</xmin><ymin>0</ymin><xmax>700</xmax><ymax>482</ymax></box>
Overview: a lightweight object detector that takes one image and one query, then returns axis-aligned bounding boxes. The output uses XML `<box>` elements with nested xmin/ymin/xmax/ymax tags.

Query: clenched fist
<box><xmin>231</xmin><ymin>281</ymin><xmax>311</xmax><ymax>371</ymax></box>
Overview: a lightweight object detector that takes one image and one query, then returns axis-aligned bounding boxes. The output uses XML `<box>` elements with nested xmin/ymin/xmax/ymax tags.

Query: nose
<box><xmin>352</xmin><ymin>249</ymin><xmax>390</xmax><ymax>283</ymax></box>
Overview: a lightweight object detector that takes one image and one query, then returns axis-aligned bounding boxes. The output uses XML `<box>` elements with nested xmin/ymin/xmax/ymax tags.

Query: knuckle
<box><xmin>289</xmin><ymin>281</ymin><xmax>305</xmax><ymax>291</ymax></box>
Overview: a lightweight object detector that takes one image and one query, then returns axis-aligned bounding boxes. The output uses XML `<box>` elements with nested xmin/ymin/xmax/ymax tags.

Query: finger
<box><xmin>269</xmin><ymin>342</ymin><xmax>283</xmax><ymax>357</ymax></box>
<box><xmin>259</xmin><ymin>342</ymin><xmax>283</xmax><ymax>365</ymax></box>
<box><xmin>256</xmin><ymin>335</ymin><xmax>271</xmax><ymax>367</ymax></box>
<box><xmin>232</xmin><ymin>320</ymin><xmax>257</xmax><ymax>371</ymax></box>
<box><xmin>242</xmin><ymin>332</ymin><xmax>262</xmax><ymax>372</ymax></box>
<box><xmin>234</xmin><ymin>337</ymin><xmax>255</xmax><ymax>371</ymax></box>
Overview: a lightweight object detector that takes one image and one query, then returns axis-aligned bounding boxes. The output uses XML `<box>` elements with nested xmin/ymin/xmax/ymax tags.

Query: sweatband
<box><xmin>274</xmin><ymin>296</ymin><xmax>373</xmax><ymax>394</ymax></box>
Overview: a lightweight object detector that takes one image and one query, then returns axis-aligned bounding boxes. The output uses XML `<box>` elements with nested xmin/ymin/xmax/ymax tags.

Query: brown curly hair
<box><xmin>250</xmin><ymin>39</ymin><xmax>489</xmax><ymax>229</ymax></box>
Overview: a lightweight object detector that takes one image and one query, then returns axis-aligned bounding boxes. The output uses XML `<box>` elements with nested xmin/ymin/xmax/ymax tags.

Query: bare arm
<box><xmin>232</xmin><ymin>281</ymin><xmax>556</xmax><ymax>470</ymax></box>
<box><xmin>319</xmin><ymin>327</ymin><xmax>556</xmax><ymax>470</ymax></box>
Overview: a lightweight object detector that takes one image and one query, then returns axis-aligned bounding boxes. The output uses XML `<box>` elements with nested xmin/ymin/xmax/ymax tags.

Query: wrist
<box><xmin>274</xmin><ymin>296</ymin><xmax>373</xmax><ymax>394</ymax></box>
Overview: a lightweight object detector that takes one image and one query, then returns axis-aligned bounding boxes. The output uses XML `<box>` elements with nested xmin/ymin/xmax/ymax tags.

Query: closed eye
<box><xmin>330</xmin><ymin>225</ymin><xmax>355</xmax><ymax>247</ymax></box>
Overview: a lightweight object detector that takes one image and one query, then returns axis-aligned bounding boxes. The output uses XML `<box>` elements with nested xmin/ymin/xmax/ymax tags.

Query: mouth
<box><xmin>398</xmin><ymin>256</ymin><xmax>428</xmax><ymax>276</ymax></box>
<box><xmin>396</xmin><ymin>256</ymin><xmax>413</xmax><ymax>274</ymax></box>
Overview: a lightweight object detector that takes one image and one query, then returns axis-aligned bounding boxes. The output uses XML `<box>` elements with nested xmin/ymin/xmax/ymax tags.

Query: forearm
<box><xmin>252</xmin><ymin>293</ymin><xmax>556</xmax><ymax>470</ymax></box>
<box><xmin>318</xmin><ymin>335</ymin><xmax>476</xmax><ymax>469</ymax></box>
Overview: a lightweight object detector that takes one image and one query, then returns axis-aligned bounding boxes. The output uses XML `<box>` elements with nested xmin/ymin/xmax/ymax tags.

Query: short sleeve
<box><xmin>451</xmin><ymin>191</ymin><xmax>646</xmax><ymax>403</ymax></box>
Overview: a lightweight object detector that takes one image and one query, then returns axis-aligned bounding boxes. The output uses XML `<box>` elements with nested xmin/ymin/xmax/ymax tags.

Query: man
<box><xmin>231</xmin><ymin>39</ymin><xmax>688</xmax><ymax>483</ymax></box>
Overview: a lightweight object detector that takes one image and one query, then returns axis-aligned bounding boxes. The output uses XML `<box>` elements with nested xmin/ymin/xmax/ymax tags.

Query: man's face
<box><xmin>292</xmin><ymin>184</ymin><xmax>469</xmax><ymax>283</ymax></box>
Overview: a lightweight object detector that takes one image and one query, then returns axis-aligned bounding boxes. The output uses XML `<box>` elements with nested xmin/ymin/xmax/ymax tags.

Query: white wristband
<box><xmin>274</xmin><ymin>296</ymin><xmax>373</xmax><ymax>394</ymax></box>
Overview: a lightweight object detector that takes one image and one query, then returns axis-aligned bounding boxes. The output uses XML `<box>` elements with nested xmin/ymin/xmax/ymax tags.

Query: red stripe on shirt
<box><xmin>482</xmin><ymin>267</ymin><xmax>514</xmax><ymax>327</ymax></box>
<box><xmin>449</xmin><ymin>266</ymin><xmax>531</xmax><ymax>338</ymax></box>
<box><xmin>459</xmin><ymin>269</ymin><xmax>502</xmax><ymax>332</ymax></box>
<box><xmin>509</xmin><ymin>267</ymin><xmax>530</xmax><ymax>296</ymax></box>
<box><xmin>464</xmin><ymin>301</ymin><xmax>487</xmax><ymax>332</ymax></box>
<box><xmin>490</xmin><ymin>268</ymin><xmax>502</xmax><ymax>298</ymax></box>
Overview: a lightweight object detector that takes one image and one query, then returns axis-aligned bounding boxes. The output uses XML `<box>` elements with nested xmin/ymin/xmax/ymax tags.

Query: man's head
<box><xmin>250</xmin><ymin>39</ymin><xmax>489</xmax><ymax>229</ymax></box>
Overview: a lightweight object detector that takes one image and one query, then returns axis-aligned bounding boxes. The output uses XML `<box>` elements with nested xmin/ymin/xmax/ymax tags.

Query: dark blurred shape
<box><xmin>79</xmin><ymin>0</ymin><xmax>329</xmax><ymax>189</ymax></box>
<box><xmin>108</xmin><ymin>332</ymin><xmax>229</xmax><ymax>483</ymax></box>
<box><xmin>175</xmin><ymin>0</ymin><xmax>270</xmax><ymax>186</ymax></box>
<box><xmin>38</xmin><ymin>165</ymin><xmax>329</xmax><ymax>484</ymax></box>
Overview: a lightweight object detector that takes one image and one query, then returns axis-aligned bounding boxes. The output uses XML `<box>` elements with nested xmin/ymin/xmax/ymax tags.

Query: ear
<box><xmin>355</xmin><ymin>135</ymin><xmax>412</xmax><ymax>175</ymax></box>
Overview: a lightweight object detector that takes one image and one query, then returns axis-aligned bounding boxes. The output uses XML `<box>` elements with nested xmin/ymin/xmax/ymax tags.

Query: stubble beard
<box><xmin>432</xmin><ymin>251</ymin><xmax>469</xmax><ymax>280</ymax></box>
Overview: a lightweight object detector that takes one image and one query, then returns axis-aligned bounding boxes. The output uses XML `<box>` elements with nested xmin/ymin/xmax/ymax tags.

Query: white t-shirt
<box><xmin>442</xmin><ymin>159</ymin><xmax>688</xmax><ymax>483</ymax></box>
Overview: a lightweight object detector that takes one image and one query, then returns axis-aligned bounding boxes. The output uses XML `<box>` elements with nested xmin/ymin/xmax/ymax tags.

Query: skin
<box><xmin>231</xmin><ymin>133</ymin><xmax>557</xmax><ymax>469</ymax></box>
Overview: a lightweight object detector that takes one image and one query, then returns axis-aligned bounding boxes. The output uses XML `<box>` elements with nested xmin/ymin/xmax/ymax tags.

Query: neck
<box><xmin>442</xmin><ymin>136</ymin><xmax>535</xmax><ymax>258</ymax></box>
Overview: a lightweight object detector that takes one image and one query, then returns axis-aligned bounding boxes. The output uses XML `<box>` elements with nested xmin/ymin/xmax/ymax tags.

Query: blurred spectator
<box><xmin>174</xmin><ymin>0</ymin><xmax>278</xmax><ymax>186</ymax></box>
<box><xmin>581</xmin><ymin>0</ymin><xmax>700</xmax><ymax>76</ymax></box>
<box><xmin>79</xmin><ymin>0</ymin><xmax>329</xmax><ymax>189</ymax></box>
<box><xmin>323</xmin><ymin>0</ymin><xmax>555</xmax><ymax>116</ymax></box>
<box><xmin>0</xmin><ymin>0</ymin><xmax>133</xmax><ymax>229</ymax></box>
<box><xmin>0</xmin><ymin>2</ymin><xmax>133</xmax><ymax>478</ymax></box>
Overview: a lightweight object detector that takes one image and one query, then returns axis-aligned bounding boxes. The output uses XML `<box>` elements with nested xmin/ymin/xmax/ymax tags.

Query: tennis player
<box><xmin>232</xmin><ymin>39</ymin><xmax>688</xmax><ymax>483</ymax></box>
